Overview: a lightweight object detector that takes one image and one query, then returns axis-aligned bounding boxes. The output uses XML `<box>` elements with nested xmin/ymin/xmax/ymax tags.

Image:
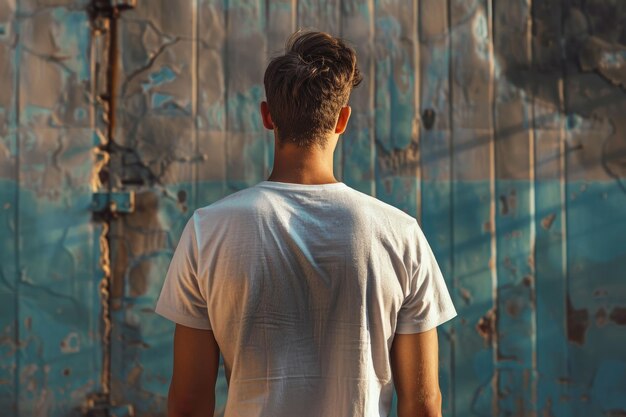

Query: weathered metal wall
<box><xmin>0</xmin><ymin>0</ymin><xmax>104</xmax><ymax>415</ymax></box>
<box><xmin>1</xmin><ymin>0</ymin><xmax>625</xmax><ymax>416</ymax></box>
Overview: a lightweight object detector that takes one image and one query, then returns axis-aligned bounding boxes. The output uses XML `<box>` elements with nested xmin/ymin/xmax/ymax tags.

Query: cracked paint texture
<box><xmin>0</xmin><ymin>1</ymin><xmax>102</xmax><ymax>416</ymax></box>
<box><xmin>0</xmin><ymin>0</ymin><xmax>625</xmax><ymax>416</ymax></box>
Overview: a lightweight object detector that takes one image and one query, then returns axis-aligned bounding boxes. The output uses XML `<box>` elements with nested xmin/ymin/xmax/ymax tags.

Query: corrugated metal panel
<box><xmin>0</xmin><ymin>1</ymin><xmax>102</xmax><ymax>416</ymax></box>
<box><xmin>0</xmin><ymin>0</ymin><xmax>624</xmax><ymax>416</ymax></box>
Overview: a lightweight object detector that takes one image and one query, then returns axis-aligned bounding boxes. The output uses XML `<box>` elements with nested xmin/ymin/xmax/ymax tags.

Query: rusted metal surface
<box><xmin>0</xmin><ymin>0</ymin><xmax>625</xmax><ymax>416</ymax></box>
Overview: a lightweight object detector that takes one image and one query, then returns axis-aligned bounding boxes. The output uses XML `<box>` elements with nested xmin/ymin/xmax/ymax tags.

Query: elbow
<box><xmin>168</xmin><ymin>403</ymin><xmax>191</xmax><ymax>417</ymax></box>
<box><xmin>168</xmin><ymin>399</ymin><xmax>205</xmax><ymax>417</ymax></box>
<box><xmin>420</xmin><ymin>389</ymin><xmax>442</xmax><ymax>417</ymax></box>
<box><xmin>168</xmin><ymin>396</ymin><xmax>194</xmax><ymax>417</ymax></box>
<box><xmin>420</xmin><ymin>402</ymin><xmax>442</xmax><ymax>417</ymax></box>
<box><xmin>168</xmin><ymin>387</ymin><xmax>214</xmax><ymax>417</ymax></box>
<box><xmin>397</xmin><ymin>390</ymin><xmax>442</xmax><ymax>417</ymax></box>
<box><xmin>419</xmin><ymin>390</ymin><xmax>443</xmax><ymax>417</ymax></box>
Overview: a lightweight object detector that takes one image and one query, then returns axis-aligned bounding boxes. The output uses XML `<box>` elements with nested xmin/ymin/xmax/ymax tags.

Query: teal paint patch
<box><xmin>495</xmin><ymin>179</ymin><xmax>536</xmax><ymax>416</ymax></box>
<box><xmin>200</xmin><ymin>101</ymin><xmax>226</xmax><ymax>130</ymax></box>
<box><xmin>375</xmin><ymin>175</ymin><xmax>419</xmax><ymax>219</ymax></box>
<box><xmin>565</xmin><ymin>180</ymin><xmax>626</xmax><ymax>417</ymax></box>
<box><xmin>226</xmin><ymin>84</ymin><xmax>265</xmax><ymax>133</ymax></box>
<box><xmin>18</xmin><ymin>185</ymin><xmax>101</xmax><ymax>413</ymax></box>
<box><xmin>23</xmin><ymin>105</ymin><xmax>52</xmax><ymax>125</ymax></box>
<box><xmin>590</xmin><ymin>360</ymin><xmax>626</xmax><ymax>412</ymax></box>
<box><xmin>342</xmin><ymin>117</ymin><xmax>374</xmax><ymax>195</ymax></box>
<box><xmin>50</xmin><ymin>8</ymin><xmax>91</xmax><ymax>81</ymax></box>
<box><xmin>0</xmin><ymin>179</ymin><xmax>17</xmax><ymax>414</ymax></box>
<box><xmin>225</xmin><ymin>87</ymin><xmax>269</xmax><ymax>188</ymax></box>
<box><xmin>73</xmin><ymin>107</ymin><xmax>87</xmax><ymax>122</ymax></box>
<box><xmin>535</xmin><ymin>177</ymin><xmax>571</xmax><ymax>417</ymax></box>
<box><xmin>0</xmin><ymin>179</ymin><xmax>17</xmax><ymax>291</ymax></box>
<box><xmin>0</xmin><ymin>292</ymin><xmax>17</xmax><ymax>414</ymax></box>
<box><xmin>224</xmin><ymin>0</ymin><xmax>267</xmax><ymax>32</ymax></box>
<box><xmin>374</xmin><ymin>13</ymin><xmax>416</xmax><ymax>152</ymax></box>
<box><xmin>151</xmin><ymin>92</ymin><xmax>175</xmax><ymax>110</ymax></box>
<box><xmin>435</xmin><ymin>179</ymin><xmax>625</xmax><ymax>417</ymax></box>
<box><xmin>387</xmin><ymin>76</ymin><xmax>416</xmax><ymax>151</ymax></box>
<box><xmin>568</xmin><ymin>181</ymin><xmax>626</xmax><ymax>263</ymax></box>
<box><xmin>451</xmin><ymin>180</ymin><xmax>496</xmax><ymax>417</ymax></box>
<box><xmin>0</xmin><ymin>180</ymin><xmax>102</xmax><ymax>417</ymax></box>
<box><xmin>0</xmin><ymin>199</ymin><xmax>24</xmax><ymax>417</ymax></box>
<box><xmin>142</xmin><ymin>66</ymin><xmax>177</xmax><ymax>93</ymax></box>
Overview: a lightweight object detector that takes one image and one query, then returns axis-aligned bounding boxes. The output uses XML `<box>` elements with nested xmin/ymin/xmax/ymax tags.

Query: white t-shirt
<box><xmin>155</xmin><ymin>180</ymin><xmax>456</xmax><ymax>417</ymax></box>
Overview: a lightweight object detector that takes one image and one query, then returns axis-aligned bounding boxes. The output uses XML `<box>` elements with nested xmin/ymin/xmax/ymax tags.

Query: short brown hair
<box><xmin>263</xmin><ymin>31</ymin><xmax>362</xmax><ymax>147</ymax></box>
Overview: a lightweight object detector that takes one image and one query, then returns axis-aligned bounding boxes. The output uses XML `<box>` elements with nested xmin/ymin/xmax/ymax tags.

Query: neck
<box><xmin>267</xmin><ymin>139</ymin><xmax>337</xmax><ymax>185</ymax></box>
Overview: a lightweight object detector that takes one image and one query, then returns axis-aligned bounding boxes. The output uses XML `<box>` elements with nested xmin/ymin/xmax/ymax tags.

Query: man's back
<box><xmin>156</xmin><ymin>180</ymin><xmax>456</xmax><ymax>416</ymax></box>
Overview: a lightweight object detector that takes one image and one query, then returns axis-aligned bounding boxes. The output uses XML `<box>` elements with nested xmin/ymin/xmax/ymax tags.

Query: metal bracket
<box><xmin>90</xmin><ymin>0</ymin><xmax>136</xmax><ymax>12</ymax></box>
<box><xmin>91</xmin><ymin>191</ymin><xmax>135</xmax><ymax>214</ymax></box>
<box><xmin>111</xmin><ymin>0</ymin><xmax>137</xmax><ymax>8</ymax></box>
<box><xmin>85</xmin><ymin>393</ymin><xmax>134</xmax><ymax>417</ymax></box>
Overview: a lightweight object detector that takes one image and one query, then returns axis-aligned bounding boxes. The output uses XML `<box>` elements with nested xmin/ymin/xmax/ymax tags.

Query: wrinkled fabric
<box><xmin>156</xmin><ymin>180</ymin><xmax>456</xmax><ymax>417</ymax></box>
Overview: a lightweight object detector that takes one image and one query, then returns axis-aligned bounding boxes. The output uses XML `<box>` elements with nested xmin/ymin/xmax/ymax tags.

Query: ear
<box><xmin>335</xmin><ymin>105</ymin><xmax>352</xmax><ymax>134</ymax></box>
<box><xmin>260</xmin><ymin>101</ymin><xmax>275</xmax><ymax>130</ymax></box>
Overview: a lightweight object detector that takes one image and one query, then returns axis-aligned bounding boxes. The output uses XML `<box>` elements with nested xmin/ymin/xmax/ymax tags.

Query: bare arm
<box><xmin>390</xmin><ymin>328</ymin><xmax>442</xmax><ymax>417</ymax></box>
<box><xmin>168</xmin><ymin>324</ymin><xmax>220</xmax><ymax>417</ymax></box>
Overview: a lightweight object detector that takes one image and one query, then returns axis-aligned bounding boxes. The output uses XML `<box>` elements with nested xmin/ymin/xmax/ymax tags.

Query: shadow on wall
<box><xmin>500</xmin><ymin>1</ymin><xmax>626</xmax><ymax>187</ymax></box>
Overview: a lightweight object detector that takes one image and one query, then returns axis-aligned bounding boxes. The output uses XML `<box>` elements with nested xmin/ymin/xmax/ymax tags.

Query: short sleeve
<box><xmin>155</xmin><ymin>214</ymin><xmax>212</xmax><ymax>330</ymax></box>
<box><xmin>395</xmin><ymin>221</ymin><xmax>457</xmax><ymax>334</ymax></box>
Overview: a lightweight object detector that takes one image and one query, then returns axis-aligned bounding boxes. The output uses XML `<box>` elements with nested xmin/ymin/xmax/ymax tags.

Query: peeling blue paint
<box><xmin>143</xmin><ymin>65</ymin><xmax>177</xmax><ymax>92</ymax></box>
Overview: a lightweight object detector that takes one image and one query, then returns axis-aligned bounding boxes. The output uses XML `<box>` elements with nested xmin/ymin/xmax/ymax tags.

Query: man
<box><xmin>155</xmin><ymin>30</ymin><xmax>456</xmax><ymax>417</ymax></box>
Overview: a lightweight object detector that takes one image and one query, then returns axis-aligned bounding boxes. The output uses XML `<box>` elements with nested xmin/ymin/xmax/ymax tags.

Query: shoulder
<box><xmin>343</xmin><ymin>186</ymin><xmax>418</xmax><ymax>230</ymax></box>
<box><xmin>188</xmin><ymin>186</ymin><xmax>273</xmax><ymax>236</ymax></box>
<box><xmin>190</xmin><ymin>186</ymin><xmax>274</xmax><ymax>243</ymax></box>
<box><xmin>195</xmin><ymin>185</ymin><xmax>271</xmax><ymax>218</ymax></box>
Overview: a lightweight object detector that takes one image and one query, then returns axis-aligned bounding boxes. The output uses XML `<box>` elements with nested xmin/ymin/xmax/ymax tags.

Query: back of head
<box><xmin>264</xmin><ymin>31</ymin><xmax>362</xmax><ymax>148</ymax></box>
